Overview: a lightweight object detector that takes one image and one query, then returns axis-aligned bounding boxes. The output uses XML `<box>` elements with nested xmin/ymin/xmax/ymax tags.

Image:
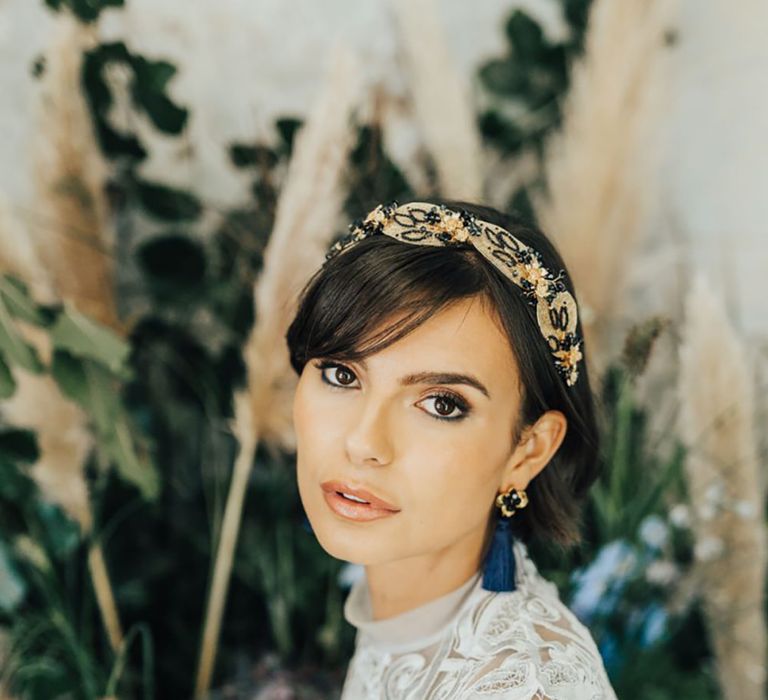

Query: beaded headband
<box><xmin>324</xmin><ymin>201</ymin><xmax>583</xmax><ymax>387</ymax></box>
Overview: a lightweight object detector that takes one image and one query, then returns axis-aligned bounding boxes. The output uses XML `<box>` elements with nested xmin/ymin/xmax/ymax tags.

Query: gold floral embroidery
<box><xmin>327</xmin><ymin>202</ymin><xmax>585</xmax><ymax>386</ymax></box>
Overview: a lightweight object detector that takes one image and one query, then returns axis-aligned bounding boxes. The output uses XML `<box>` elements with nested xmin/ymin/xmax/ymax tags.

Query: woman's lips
<box><xmin>322</xmin><ymin>490</ymin><xmax>400</xmax><ymax>522</ymax></box>
<box><xmin>320</xmin><ymin>480</ymin><xmax>401</xmax><ymax>522</ymax></box>
<box><xmin>320</xmin><ymin>481</ymin><xmax>400</xmax><ymax>511</ymax></box>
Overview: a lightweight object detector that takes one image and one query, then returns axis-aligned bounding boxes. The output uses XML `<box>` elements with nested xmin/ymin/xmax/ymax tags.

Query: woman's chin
<box><xmin>309</xmin><ymin>519</ymin><xmax>381</xmax><ymax>565</ymax></box>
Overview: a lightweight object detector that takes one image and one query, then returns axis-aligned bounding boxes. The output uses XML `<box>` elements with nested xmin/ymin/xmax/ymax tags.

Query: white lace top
<box><xmin>341</xmin><ymin>538</ymin><xmax>618</xmax><ymax>699</ymax></box>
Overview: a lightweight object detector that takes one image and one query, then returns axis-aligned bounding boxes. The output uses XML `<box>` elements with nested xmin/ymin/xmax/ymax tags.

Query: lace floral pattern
<box><xmin>341</xmin><ymin>539</ymin><xmax>617</xmax><ymax>699</ymax></box>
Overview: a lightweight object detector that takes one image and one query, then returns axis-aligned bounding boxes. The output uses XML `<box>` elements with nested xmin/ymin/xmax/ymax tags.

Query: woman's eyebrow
<box><xmin>400</xmin><ymin>371</ymin><xmax>491</xmax><ymax>399</ymax></box>
<box><xmin>352</xmin><ymin>358</ymin><xmax>491</xmax><ymax>399</ymax></box>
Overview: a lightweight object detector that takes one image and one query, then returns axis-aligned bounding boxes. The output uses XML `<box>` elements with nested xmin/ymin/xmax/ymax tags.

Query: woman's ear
<box><xmin>501</xmin><ymin>410</ymin><xmax>568</xmax><ymax>490</ymax></box>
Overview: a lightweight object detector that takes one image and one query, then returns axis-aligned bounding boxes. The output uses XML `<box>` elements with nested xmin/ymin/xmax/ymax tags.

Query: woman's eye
<box><xmin>312</xmin><ymin>360</ymin><xmax>470</xmax><ymax>422</ymax></box>
<box><xmin>418</xmin><ymin>393</ymin><xmax>470</xmax><ymax>422</ymax></box>
<box><xmin>315</xmin><ymin>361</ymin><xmax>358</xmax><ymax>388</ymax></box>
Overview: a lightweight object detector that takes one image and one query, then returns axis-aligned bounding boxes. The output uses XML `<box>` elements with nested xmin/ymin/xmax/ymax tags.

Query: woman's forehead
<box><xmin>354</xmin><ymin>297</ymin><xmax>520</xmax><ymax>390</ymax></box>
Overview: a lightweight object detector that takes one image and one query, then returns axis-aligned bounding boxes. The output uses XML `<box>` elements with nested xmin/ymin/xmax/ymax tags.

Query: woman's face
<box><xmin>292</xmin><ymin>295</ymin><xmax>531</xmax><ymax>568</ymax></box>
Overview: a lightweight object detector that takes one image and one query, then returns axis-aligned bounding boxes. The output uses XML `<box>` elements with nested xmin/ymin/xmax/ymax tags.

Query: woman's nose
<box><xmin>344</xmin><ymin>394</ymin><xmax>394</xmax><ymax>467</ymax></box>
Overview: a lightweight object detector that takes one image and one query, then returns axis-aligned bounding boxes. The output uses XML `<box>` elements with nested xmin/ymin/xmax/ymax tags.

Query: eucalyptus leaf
<box><xmin>107</xmin><ymin>418</ymin><xmax>159</xmax><ymax>501</ymax></box>
<box><xmin>50</xmin><ymin>350</ymin><xmax>89</xmax><ymax>406</ymax></box>
<box><xmin>82</xmin><ymin>42</ymin><xmax>147</xmax><ymax>161</ymax></box>
<box><xmin>0</xmin><ymin>353</ymin><xmax>16</xmax><ymax>398</ymax></box>
<box><xmin>130</xmin><ymin>57</ymin><xmax>188</xmax><ymax>134</ymax></box>
<box><xmin>0</xmin><ymin>276</ymin><xmax>51</xmax><ymax>326</ymax></box>
<box><xmin>137</xmin><ymin>181</ymin><xmax>201</xmax><ymax>222</ymax></box>
<box><xmin>56</xmin><ymin>356</ymin><xmax>118</xmax><ymax>451</ymax></box>
<box><xmin>0</xmin><ymin>295</ymin><xmax>44</xmax><ymax>374</ymax></box>
<box><xmin>51</xmin><ymin>354</ymin><xmax>158</xmax><ymax>500</ymax></box>
<box><xmin>73</xmin><ymin>358</ymin><xmax>121</xmax><ymax>437</ymax></box>
<box><xmin>505</xmin><ymin>11</ymin><xmax>549</xmax><ymax>65</ymax></box>
<box><xmin>49</xmin><ymin>305</ymin><xmax>130</xmax><ymax>375</ymax></box>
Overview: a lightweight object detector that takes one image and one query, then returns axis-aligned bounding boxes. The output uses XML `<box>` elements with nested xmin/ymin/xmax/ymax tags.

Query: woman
<box><xmin>286</xmin><ymin>199</ymin><xmax>618</xmax><ymax>698</ymax></box>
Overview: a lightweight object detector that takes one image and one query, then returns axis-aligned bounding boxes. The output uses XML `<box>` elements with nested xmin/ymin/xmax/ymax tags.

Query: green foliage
<box><xmin>0</xmin><ymin>270</ymin><xmax>158</xmax><ymax>694</ymax></box>
<box><xmin>527</xmin><ymin>318</ymin><xmax>716</xmax><ymax>696</ymax></box>
<box><xmin>229</xmin><ymin>143</ymin><xmax>279</xmax><ymax>169</ymax></box>
<box><xmin>0</xmin><ymin>274</ymin><xmax>159</xmax><ymax>502</ymax></box>
<box><xmin>234</xmin><ymin>457</ymin><xmax>356</xmax><ymax>664</ymax></box>
<box><xmin>50</xmin><ymin>305</ymin><xmax>131</xmax><ymax>375</ymax></box>
<box><xmin>588</xmin><ymin>364</ymin><xmax>686</xmax><ymax>542</ymax></box>
<box><xmin>82</xmin><ymin>42</ymin><xmax>188</xmax><ymax>159</ymax></box>
<box><xmin>44</xmin><ymin>0</ymin><xmax>124</xmax><ymax>23</ymax></box>
<box><xmin>82</xmin><ymin>43</ymin><xmax>145</xmax><ymax>160</ymax></box>
<box><xmin>136</xmin><ymin>181</ymin><xmax>202</xmax><ymax>223</ymax></box>
<box><xmin>0</xmin><ymin>538</ymin><xmax>26</xmax><ymax>613</ymax></box>
<box><xmin>344</xmin><ymin>124</ymin><xmax>414</xmax><ymax>220</ymax></box>
<box><xmin>478</xmin><ymin>1</ymin><xmax>593</xmax><ymax>211</ymax></box>
<box><xmin>136</xmin><ymin>234</ymin><xmax>208</xmax><ymax>301</ymax></box>
<box><xmin>275</xmin><ymin>117</ymin><xmax>303</xmax><ymax>157</ymax></box>
<box><xmin>129</xmin><ymin>57</ymin><xmax>188</xmax><ymax>134</ymax></box>
<box><xmin>0</xmin><ymin>291</ymin><xmax>45</xmax><ymax>375</ymax></box>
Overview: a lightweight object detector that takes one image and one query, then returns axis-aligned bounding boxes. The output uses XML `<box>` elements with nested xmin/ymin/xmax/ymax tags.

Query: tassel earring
<box><xmin>482</xmin><ymin>486</ymin><xmax>528</xmax><ymax>592</ymax></box>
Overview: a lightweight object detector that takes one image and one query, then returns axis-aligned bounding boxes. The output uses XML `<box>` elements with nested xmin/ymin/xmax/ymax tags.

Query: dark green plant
<box><xmin>44</xmin><ymin>0</ymin><xmax>124</xmax><ymax>24</ymax></box>
<box><xmin>0</xmin><ymin>273</ymin><xmax>158</xmax><ymax>698</ymax></box>
<box><xmin>477</xmin><ymin>1</ymin><xmax>593</xmax><ymax>219</ymax></box>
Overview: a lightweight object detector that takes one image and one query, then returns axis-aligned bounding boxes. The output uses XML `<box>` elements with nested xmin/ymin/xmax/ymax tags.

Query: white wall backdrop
<box><xmin>0</xmin><ymin>0</ymin><xmax>766</xmax><ymax>344</ymax></box>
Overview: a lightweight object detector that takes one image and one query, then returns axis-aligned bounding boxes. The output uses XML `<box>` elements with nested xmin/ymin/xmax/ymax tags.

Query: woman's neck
<box><xmin>364</xmin><ymin>527</ymin><xmax>486</xmax><ymax>620</ymax></box>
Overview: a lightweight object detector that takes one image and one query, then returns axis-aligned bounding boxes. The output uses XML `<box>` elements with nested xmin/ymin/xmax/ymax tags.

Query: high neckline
<box><xmin>343</xmin><ymin>568</ymin><xmax>484</xmax><ymax>650</ymax></box>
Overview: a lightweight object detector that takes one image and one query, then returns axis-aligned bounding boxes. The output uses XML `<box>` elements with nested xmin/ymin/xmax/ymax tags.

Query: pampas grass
<box><xmin>0</xmin><ymin>195</ymin><xmax>56</xmax><ymax>306</ymax></box>
<box><xmin>677</xmin><ymin>273</ymin><xmax>767</xmax><ymax>700</ymax></box>
<box><xmin>0</xmin><ymin>16</ymin><xmax>125</xmax><ymax>652</ymax></box>
<box><xmin>194</xmin><ymin>46</ymin><xmax>361</xmax><ymax>697</ymax></box>
<box><xmin>389</xmin><ymin>0</ymin><xmax>483</xmax><ymax>199</ymax></box>
<box><xmin>534</xmin><ymin>0</ymin><xmax>676</xmax><ymax>371</ymax></box>
<box><xmin>32</xmin><ymin>15</ymin><xmax>120</xmax><ymax>333</ymax></box>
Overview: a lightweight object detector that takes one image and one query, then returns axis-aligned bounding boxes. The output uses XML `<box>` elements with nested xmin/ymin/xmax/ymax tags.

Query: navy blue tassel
<box><xmin>481</xmin><ymin>515</ymin><xmax>517</xmax><ymax>592</ymax></box>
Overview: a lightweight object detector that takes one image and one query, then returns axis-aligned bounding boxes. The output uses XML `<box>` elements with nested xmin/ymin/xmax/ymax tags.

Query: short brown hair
<box><xmin>285</xmin><ymin>198</ymin><xmax>601</xmax><ymax>551</ymax></box>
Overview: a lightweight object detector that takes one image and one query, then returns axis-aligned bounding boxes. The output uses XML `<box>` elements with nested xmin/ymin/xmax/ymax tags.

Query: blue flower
<box><xmin>638</xmin><ymin>514</ymin><xmax>669</xmax><ymax>551</ymax></box>
<box><xmin>639</xmin><ymin>602</ymin><xmax>668</xmax><ymax>647</ymax></box>
<box><xmin>569</xmin><ymin>539</ymin><xmax>639</xmax><ymax>623</ymax></box>
<box><xmin>597</xmin><ymin>630</ymin><xmax>622</xmax><ymax>675</ymax></box>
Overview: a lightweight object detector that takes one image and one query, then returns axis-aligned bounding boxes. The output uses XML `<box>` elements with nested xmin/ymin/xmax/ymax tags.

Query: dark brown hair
<box><xmin>285</xmin><ymin>198</ymin><xmax>601</xmax><ymax>551</ymax></box>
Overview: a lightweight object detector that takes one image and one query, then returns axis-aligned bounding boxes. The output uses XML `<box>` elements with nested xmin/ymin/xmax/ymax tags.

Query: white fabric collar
<box><xmin>343</xmin><ymin>568</ymin><xmax>484</xmax><ymax>648</ymax></box>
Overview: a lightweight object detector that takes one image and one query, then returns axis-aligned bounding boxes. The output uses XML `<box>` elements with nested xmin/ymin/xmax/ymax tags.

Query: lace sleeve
<box><xmin>452</xmin><ymin>592</ymin><xmax>618</xmax><ymax>699</ymax></box>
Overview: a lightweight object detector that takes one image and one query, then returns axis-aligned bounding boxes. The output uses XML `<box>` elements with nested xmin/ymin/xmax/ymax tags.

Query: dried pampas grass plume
<box><xmin>678</xmin><ymin>273</ymin><xmax>767</xmax><ymax>700</ymax></box>
<box><xmin>32</xmin><ymin>15</ymin><xmax>120</xmax><ymax>333</ymax></box>
<box><xmin>0</xmin><ymin>323</ymin><xmax>123</xmax><ymax>651</ymax></box>
<box><xmin>1</xmin><ymin>327</ymin><xmax>93</xmax><ymax>533</ymax></box>
<box><xmin>390</xmin><ymin>0</ymin><xmax>483</xmax><ymax>199</ymax></box>
<box><xmin>0</xmin><ymin>194</ymin><xmax>56</xmax><ymax>305</ymax></box>
<box><xmin>535</xmin><ymin>0</ymin><xmax>676</xmax><ymax>372</ymax></box>
<box><xmin>194</xmin><ymin>46</ymin><xmax>361</xmax><ymax>697</ymax></box>
<box><xmin>0</xmin><ymin>15</ymin><xmax>126</xmax><ymax>652</ymax></box>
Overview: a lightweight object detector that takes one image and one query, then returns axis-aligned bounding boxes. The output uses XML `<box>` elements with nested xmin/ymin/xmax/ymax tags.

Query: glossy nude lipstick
<box><xmin>320</xmin><ymin>481</ymin><xmax>400</xmax><ymax>522</ymax></box>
